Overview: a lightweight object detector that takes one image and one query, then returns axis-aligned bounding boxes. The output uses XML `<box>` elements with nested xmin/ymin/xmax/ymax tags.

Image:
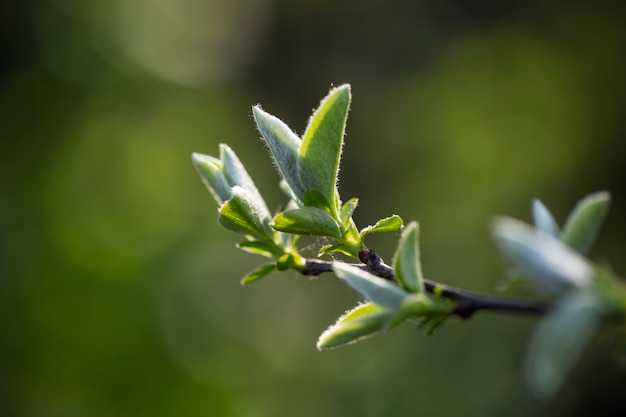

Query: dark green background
<box><xmin>2</xmin><ymin>1</ymin><xmax>626</xmax><ymax>416</ymax></box>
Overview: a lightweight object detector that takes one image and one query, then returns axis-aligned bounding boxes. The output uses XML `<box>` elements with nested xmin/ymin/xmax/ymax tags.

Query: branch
<box><xmin>301</xmin><ymin>250</ymin><xmax>551</xmax><ymax>319</ymax></box>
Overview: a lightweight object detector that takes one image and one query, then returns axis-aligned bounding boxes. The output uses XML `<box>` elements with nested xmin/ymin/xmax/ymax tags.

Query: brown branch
<box><xmin>301</xmin><ymin>250</ymin><xmax>551</xmax><ymax>319</ymax></box>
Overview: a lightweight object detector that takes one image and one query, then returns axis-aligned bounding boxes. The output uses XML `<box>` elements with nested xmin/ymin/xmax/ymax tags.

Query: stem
<box><xmin>301</xmin><ymin>250</ymin><xmax>551</xmax><ymax>319</ymax></box>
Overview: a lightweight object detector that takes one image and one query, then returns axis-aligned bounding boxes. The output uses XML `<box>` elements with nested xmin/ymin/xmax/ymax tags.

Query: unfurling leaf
<box><xmin>298</xmin><ymin>84</ymin><xmax>351</xmax><ymax>214</ymax></box>
<box><xmin>317</xmin><ymin>303</ymin><xmax>391</xmax><ymax>350</ymax></box>
<box><xmin>561</xmin><ymin>191</ymin><xmax>610</xmax><ymax>254</ymax></box>
<box><xmin>272</xmin><ymin>207</ymin><xmax>342</xmax><ymax>238</ymax></box>
<box><xmin>392</xmin><ymin>221</ymin><xmax>424</xmax><ymax>293</ymax></box>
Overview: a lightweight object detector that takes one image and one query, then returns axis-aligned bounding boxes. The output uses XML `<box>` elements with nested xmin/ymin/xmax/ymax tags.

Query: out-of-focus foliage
<box><xmin>2</xmin><ymin>1</ymin><xmax>626</xmax><ymax>416</ymax></box>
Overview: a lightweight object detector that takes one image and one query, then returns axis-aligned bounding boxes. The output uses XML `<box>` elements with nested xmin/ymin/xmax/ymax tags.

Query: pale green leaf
<box><xmin>492</xmin><ymin>217</ymin><xmax>593</xmax><ymax>295</ymax></box>
<box><xmin>340</xmin><ymin>198</ymin><xmax>359</xmax><ymax>228</ymax></box>
<box><xmin>392</xmin><ymin>221</ymin><xmax>424</xmax><ymax>293</ymax></box>
<box><xmin>218</xmin><ymin>186</ymin><xmax>272</xmax><ymax>239</ymax></box>
<box><xmin>298</xmin><ymin>84</ymin><xmax>351</xmax><ymax>212</ymax></box>
<box><xmin>525</xmin><ymin>289</ymin><xmax>607</xmax><ymax>399</ymax></box>
<box><xmin>561</xmin><ymin>191</ymin><xmax>610</xmax><ymax>254</ymax></box>
<box><xmin>532</xmin><ymin>198</ymin><xmax>560</xmax><ymax>238</ymax></box>
<box><xmin>271</xmin><ymin>207</ymin><xmax>342</xmax><ymax>238</ymax></box>
<box><xmin>191</xmin><ymin>152</ymin><xmax>232</xmax><ymax>204</ymax></box>
<box><xmin>317</xmin><ymin>303</ymin><xmax>390</xmax><ymax>350</ymax></box>
<box><xmin>332</xmin><ymin>262</ymin><xmax>408</xmax><ymax>309</ymax></box>
<box><xmin>252</xmin><ymin>106</ymin><xmax>305</xmax><ymax>201</ymax></box>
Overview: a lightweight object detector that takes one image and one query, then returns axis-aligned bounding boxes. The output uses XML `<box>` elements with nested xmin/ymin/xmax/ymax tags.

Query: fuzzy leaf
<box><xmin>532</xmin><ymin>199</ymin><xmax>560</xmax><ymax>238</ymax></box>
<box><xmin>303</xmin><ymin>189</ymin><xmax>333</xmax><ymax>213</ymax></box>
<box><xmin>360</xmin><ymin>214</ymin><xmax>404</xmax><ymax>238</ymax></box>
<box><xmin>271</xmin><ymin>207</ymin><xmax>342</xmax><ymax>238</ymax></box>
<box><xmin>492</xmin><ymin>217</ymin><xmax>593</xmax><ymax>295</ymax></box>
<box><xmin>385</xmin><ymin>293</ymin><xmax>451</xmax><ymax>330</ymax></box>
<box><xmin>340</xmin><ymin>198</ymin><xmax>359</xmax><ymax>228</ymax></box>
<box><xmin>218</xmin><ymin>187</ymin><xmax>272</xmax><ymax>239</ymax></box>
<box><xmin>318</xmin><ymin>243</ymin><xmax>356</xmax><ymax>257</ymax></box>
<box><xmin>252</xmin><ymin>106</ymin><xmax>305</xmax><ymax>201</ymax></box>
<box><xmin>298</xmin><ymin>85</ymin><xmax>351</xmax><ymax>212</ymax></box>
<box><xmin>561</xmin><ymin>191</ymin><xmax>610</xmax><ymax>254</ymax></box>
<box><xmin>392</xmin><ymin>221</ymin><xmax>424</xmax><ymax>293</ymax></box>
<box><xmin>240</xmin><ymin>263</ymin><xmax>278</xmax><ymax>285</ymax></box>
<box><xmin>317</xmin><ymin>303</ymin><xmax>390</xmax><ymax>350</ymax></box>
<box><xmin>237</xmin><ymin>241</ymin><xmax>281</xmax><ymax>258</ymax></box>
<box><xmin>191</xmin><ymin>153</ymin><xmax>232</xmax><ymax>204</ymax></box>
<box><xmin>525</xmin><ymin>289</ymin><xmax>607</xmax><ymax>399</ymax></box>
<box><xmin>332</xmin><ymin>262</ymin><xmax>408</xmax><ymax>309</ymax></box>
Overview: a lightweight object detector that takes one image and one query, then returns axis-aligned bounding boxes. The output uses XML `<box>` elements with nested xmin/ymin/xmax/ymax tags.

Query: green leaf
<box><xmin>241</xmin><ymin>263</ymin><xmax>278</xmax><ymax>285</ymax></box>
<box><xmin>218</xmin><ymin>186</ymin><xmax>272</xmax><ymax>239</ymax></box>
<box><xmin>385</xmin><ymin>293</ymin><xmax>451</xmax><ymax>330</ymax></box>
<box><xmin>276</xmin><ymin>253</ymin><xmax>305</xmax><ymax>271</ymax></box>
<box><xmin>332</xmin><ymin>262</ymin><xmax>408</xmax><ymax>309</ymax></box>
<box><xmin>525</xmin><ymin>289</ymin><xmax>608</xmax><ymax>399</ymax></box>
<box><xmin>492</xmin><ymin>217</ymin><xmax>593</xmax><ymax>295</ymax></box>
<box><xmin>392</xmin><ymin>221</ymin><xmax>424</xmax><ymax>293</ymax></box>
<box><xmin>303</xmin><ymin>189</ymin><xmax>333</xmax><ymax>213</ymax></box>
<box><xmin>360</xmin><ymin>214</ymin><xmax>404</xmax><ymax>238</ymax></box>
<box><xmin>237</xmin><ymin>241</ymin><xmax>282</xmax><ymax>258</ymax></box>
<box><xmin>532</xmin><ymin>199</ymin><xmax>560</xmax><ymax>238</ymax></box>
<box><xmin>317</xmin><ymin>303</ymin><xmax>390</xmax><ymax>350</ymax></box>
<box><xmin>252</xmin><ymin>106</ymin><xmax>305</xmax><ymax>201</ymax></box>
<box><xmin>219</xmin><ymin>144</ymin><xmax>270</xmax><ymax>216</ymax></box>
<box><xmin>318</xmin><ymin>243</ymin><xmax>356</xmax><ymax>257</ymax></box>
<box><xmin>191</xmin><ymin>153</ymin><xmax>232</xmax><ymax>204</ymax></box>
<box><xmin>340</xmin><ymin>198</ymin><xmax>359</xmax><ymax>228</ymax></box>
<box><xmin>298</xmin><ymin>84</ymin><xmax>351</xmax><ymax>213</ymax></box>
<box><xmin>271</xmin><ymin>207</ymin><xmax>342</xmax><ymax>238</ymax></box>
<box><xmin>561</xmin><ymin>191</ymin><xmax>611</xmax><ymax>254</ymax></box>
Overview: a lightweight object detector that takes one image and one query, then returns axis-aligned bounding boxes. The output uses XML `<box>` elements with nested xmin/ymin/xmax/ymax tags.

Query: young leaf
<box><xmin>191</xmin><ymin>153</ymin><xmax>232</xmax><ymax>204</ymax></box>
<box><xmin>360</xmin><ymin>214</ymin><xmax>404</xmax><ymax>238</ymax></box>
<box><xmin>218</xmin><ymin>186</ymin><xmax>272</xmax><ymax>239</ymax></box>
<box><xmin>219</xmin><ymin>144</ymin><xmax>269</xmax><ymax>215</ymax></box>
<box><xmin>318</xmin><ymin>243</ymin><xmax>357</xmax><ymax>257</ymax></box>
<box><xmin>340</xmin><ymin>198</ymin><xmax>359</xmax><ymax>228</ymax></box>
<box><xmin>252</xmin><ymin>106</ymin><xmax>305</xmax><ymax>201</ymax></box>
<box><xmin>298</xmin><ymin>85</ymin><xmax>351</xmax><ymax>213</ymax></box>
<box><xmin>276</xmin><ymin>253</ymin><xmax>305</xmax><ymax>271</ymax></box>
<box><xmin>385</xmin><ymin>293</ymin><xmax>451</xmax><ymax>330</ymax></box>
<box><xmin>332</xmin><ymin>262</ymin><xmax>408</xmax><ymax>309</ymax></box>
<box><xmin>392</xmin><ymin>221</ymin><xmax>424</xmax><ymax>293</ymax></box>
<box><xmin>271</xmin><ymin>207</ymin><xmax>342</xmax><ymax>238</ymax></box>
<box><xmin>525</xmin><ymin>289</ymin><xmax>608</xmax><ymax>399</ymax></box>
<box><xmin>492</xmin><ymin>217</ymin><xmax>594</xmax><ymax>295</ymax></box>
<box><xmin>303</xmin><ymin>189</ymin><xmax>333</xmax><ymax>213</ymax></box>
<box><xmin>561</xmin><ymin>191</ymin><xmax>611</xmax><ymax>254</ymax></box>
<box><xmin>317</xmin><ymin>303</ymin><xmax>390</xmax><ymax>350</ymax></box>
<box><xmin>532</xmin><ymin>198</ymin><xmax>560</xmax><ymax>238</ymax></box>
<box><xmin>241</xmin><ymin>263</ymin><xmax>278</xmax><ymax>285</ymax></box>
<box><xmin>237</xmin><ymin>241</ymin><xmax>282</xmax><ymax>258</ymax></box>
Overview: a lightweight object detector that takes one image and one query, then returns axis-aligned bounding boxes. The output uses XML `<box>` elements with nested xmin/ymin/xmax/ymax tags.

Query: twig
<box><xmin>301</xmin><ymin>250</ymin><xmax>551</xmax><ymax>319</ymax></box>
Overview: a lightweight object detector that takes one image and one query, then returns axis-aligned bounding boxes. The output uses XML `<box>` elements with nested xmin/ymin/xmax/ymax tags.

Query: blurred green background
<box><xmin>2</xmin><ymin>0</ymin><xmax>626</xmax><ymax>416</ymax></box>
